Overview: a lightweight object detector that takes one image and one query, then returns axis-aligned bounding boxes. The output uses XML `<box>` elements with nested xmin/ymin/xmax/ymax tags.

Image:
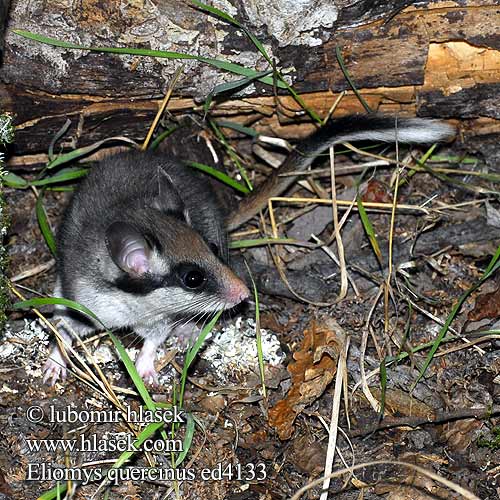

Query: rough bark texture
<box><xmin>0</xmin><ymin>0</ymin><xmax>499</xmax><ymax>166</ymax></box>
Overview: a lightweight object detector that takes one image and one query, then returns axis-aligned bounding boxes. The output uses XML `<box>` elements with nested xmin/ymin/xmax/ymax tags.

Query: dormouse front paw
<box><xmin>43</xmin><ymin>346</ymin><xmax>68</xmax><ymax>385</ymax></box>
<box><xmin>135</xmin><ymin>349</ymin><xmax>159</xmax><ymax>386</ymax></box>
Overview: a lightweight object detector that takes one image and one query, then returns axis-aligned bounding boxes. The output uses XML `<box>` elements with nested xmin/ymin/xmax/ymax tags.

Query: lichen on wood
<box><xmin>0</xmin><ymin>112</ymin><xmax>14</xmax><ymax>329</ymax></box>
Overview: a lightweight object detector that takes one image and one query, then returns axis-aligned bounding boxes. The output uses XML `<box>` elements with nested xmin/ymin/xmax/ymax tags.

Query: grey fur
<box><xmin>45</xmin><ymin>151</ymin><xmax>249</xmax><ymax>384</ymax></box>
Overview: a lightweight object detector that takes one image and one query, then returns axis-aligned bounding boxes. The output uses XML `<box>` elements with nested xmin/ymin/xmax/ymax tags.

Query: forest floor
<box><xmin>2</xmin><ymin>128</ymin><xmax>500</xmax><ymax>500</ymax></box>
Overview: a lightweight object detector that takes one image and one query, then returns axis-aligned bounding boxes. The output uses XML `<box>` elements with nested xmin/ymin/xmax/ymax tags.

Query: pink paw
<box><xmin>43</xmin><ymin>350</ymin><xmax>67</xmax><ymax>385</ymax></box>
<box><xmin>135</xmin><ymin>353</ymin><xmax>159</xmax><ymax>386</ymax></box>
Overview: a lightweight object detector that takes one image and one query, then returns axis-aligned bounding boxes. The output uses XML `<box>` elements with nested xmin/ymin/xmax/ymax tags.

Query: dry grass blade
<box><xmin>289</xmin><ymin>460</ymin><xmax>481</xmax><ymax>500</ymax></box>
<box><xmin>406</xmin><ymin>296</ymin><xmax>485</xmax><ymax>355</ymax></box>
<box><xmin>322</xmin><ymin>90</ymin><xmax>346</xmax><ymax>125</ymax></box>
<box><xmin>310</xmin><ymin>235</ymin><xmax>360</xmax><ymax>296</ymax></box>
<box><xmin>142</xmin><ymin>64</ymin><xmax>185</xmax><ymax>150</ymax></box>
<box><xmin>10</xmin><ymin>259</ymin><xmax>55</xmax><ymax>282</ymax></box>
<box><xmin>358</xmin><ymin>286</ymin><xmax>384</xmax><ymax>412</ymax></box>
<box><xmin>8</xmin><ymin>284</ymin><xmax>157</xmax><ymax>467</ymax></box>
<box><xmin>9</xmin><ymin>284</ymin><xmax>106</xmax><ymax>392</ymax></box>
<box><xmin>269</xmin><ymin>196</ymin><xmax>429</xmax><ymax>215</ymax></box>
<box><xmin>357</xmin><ymin>195</ymin><xmax>383</xmax><ymax>267</ymax></box>
<box><xmin>434</xmin><ymin>334</ymin><xmax>499</xmax><ymax>356</ymax></box>
<box><xmin>384</xmin><ymin>125</ymin><xmax>401</xmax><ymax>333</ymax></box>
<box><xmin>329</xmin><ymin>146</ymin><xmax>348</xmax><ymax>301</ymax></box>
<box><xmin>320</xmin><ymin>336</ymin><xmax>350</xmax><ymax>500</ymax></box>
<box><xmin>341</xmin><ymin>142</ymin><xmax>498</xmax><ymax>195</ymax></box>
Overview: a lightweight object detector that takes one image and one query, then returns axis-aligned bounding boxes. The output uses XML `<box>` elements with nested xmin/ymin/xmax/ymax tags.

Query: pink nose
<box><xmin>226</xmin><ymin>278</ymin><xmax>250</xmax><ymax>306</ymax></box>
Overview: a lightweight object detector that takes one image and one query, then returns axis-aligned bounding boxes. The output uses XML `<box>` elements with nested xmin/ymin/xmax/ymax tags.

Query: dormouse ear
<box><xmin>150</xmin><ymin>167</ymin><xmax>191</xmax><ymax>224</ymax></box>
<box><xmin>105</xmin><ymin>222</ymin><xmax>151</xmax><ymax>276</ymax></box>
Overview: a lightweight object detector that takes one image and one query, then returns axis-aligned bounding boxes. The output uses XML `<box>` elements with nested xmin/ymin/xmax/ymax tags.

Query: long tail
<box><xmin>227</xmin><ymin>114</ymin><xmax>455</xmax><ymax>230</ymax></box>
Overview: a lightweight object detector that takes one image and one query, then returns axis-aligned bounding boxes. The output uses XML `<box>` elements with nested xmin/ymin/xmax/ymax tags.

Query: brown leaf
<box><xmin>288</xmin><ymin>434</ymin><xmax>326</xmax><ymax>475</ymax></box>
<box><xmin>370</xmin><ymin>387</ymin><xmax>434</xmax><ymax>418</ymax></box>
<box><xmin>468</xmin><ymin>285</ymin><xmax>500</xmax><ymax>321</ymax></box>
<box><xmin>0</xmin><ymin>469</ymin><xmax>13</xmax><ymax>497</ymax></box>
<box><xmin>440</xmin><ymin>418</ymin><xmax>483</xmax><ymax>452</ymax></box>
<box><xmin>362</xmin><ymin>179</ymin><xmax>392</xmax><ymax>204</ymax></box>
<box><xmin>268</xmin><ymin>319</ymin><xmax>345</xmax><ymax>439</ymax></box>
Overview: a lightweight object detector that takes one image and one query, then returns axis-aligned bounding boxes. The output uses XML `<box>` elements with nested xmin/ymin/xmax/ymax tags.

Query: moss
<box><xmin>477</xmin><ymin>426</ymin><xmax>500</xmax><ymax>451</ymax></box>
<box><xmin>0</xmin><ymin>112</ymin><xmax>14</xmax><ymax>329</ymax></box>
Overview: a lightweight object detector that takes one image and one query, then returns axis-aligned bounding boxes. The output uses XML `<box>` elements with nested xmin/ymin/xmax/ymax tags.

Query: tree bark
<box><xmin>0</xmin><ymin>0</ymin><xmax>499</xmax><ymax>166</ymax></box>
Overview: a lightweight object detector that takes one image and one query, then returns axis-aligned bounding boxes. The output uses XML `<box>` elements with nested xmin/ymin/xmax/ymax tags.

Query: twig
<box><xmin>141</xmin><ymin>64</ymin><xmax>185</xmax><ymax>150</ymax></box>
<box><xmin>290</xmin><ymin>459</ymin><xmax>480</xmax><ymax>500</ymax></box>
<box><xmin>349</xmin><ymin>405</ymin><xmax>500</xmax><ymax>437</ymax></box>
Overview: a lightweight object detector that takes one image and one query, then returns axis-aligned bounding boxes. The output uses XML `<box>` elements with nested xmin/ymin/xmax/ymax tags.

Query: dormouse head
<box><xmin>104</xmin><ymin>217</ymin><xmax>249</xmax><ymax>317</ymax></box>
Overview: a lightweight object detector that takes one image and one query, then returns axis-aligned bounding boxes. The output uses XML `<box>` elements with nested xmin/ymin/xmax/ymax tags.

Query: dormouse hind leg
<box><xmin>43</xmin><ymin>279</ymin><xmax>95</xmax><ymax>385</ymax></box>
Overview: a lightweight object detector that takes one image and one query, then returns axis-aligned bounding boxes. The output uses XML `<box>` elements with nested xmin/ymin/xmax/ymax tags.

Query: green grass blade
<box><xmin>13</xmin><ymin>29</ymin><xmax>199</xmax><ymax>56</ymax></box>
<box><xmin>185</xmin><ymin>161</ymin><xmax>250</xmax><ymax>194</ymax></box>
<box><xmin>378</xmin><ymin>357</ymin><xmax>387</xmax><ymax>422</ymax></box>
<box><xmin>179</xmin><ymin>311</ymin><xmax>222</xmax><ymax>406</ymax></box>
<box><xmin>33</xmin><ymin>167</ymin><xmax>89</xmax><ymax>186</ymax></box>
<box><xmin>411</xmin><ymin>245</ymin><xmax>500</xmax><ymax>391</ymax></box>
<box><xmin>244</xmin><ymin>261</ymin><xmax>266</xmax><ymax>397</ymax></box>
<box><xmin>13</xmin><ymin>30</ymin><xmax>286</xmax><ymax>88</ymax></box>
<box><xmin>416</xmin><ymin>150</ymin><xmax>500</xmax><ymax>195</ymax></box>
<box><xmin>209</xmin><ymin>120</ymin><xmax>253</xmax><ymax>190</ymax></box>
<box><xmin>47</xmin><ymin>136</ymin><xmax>138</xmax><ymax>169</ymax></box>
<box><xmin>335</xmin><ymin>46</ymin><xmax>371</xmax><ymax>113</ymax></box>
<box><xmin>14</xmin><ymin>296</ymin><xmax>172</xmax><ymax>457</ymax></box>
<box><xmin>48</xmin><ymin>119</ymin><xmax>71</xmax><ymax>161</ymax></box>
<box><xmin>112</xmin><ymin>421</ymin><xmax>164</xmax><ymax>469</ymax></box>
<box><xmin>229</xmin><ymin>237</ymin><xmax>294</xmax><ymax>249</ymax></box>
<box><xmin>4</xmin><ymin>168</ymin><xmax>88</xmax><ymax>189</ymax></box>
<box><xmin>37</xmin><ymin>483</ymin><xmax>68</xmax><ymax>500</ymax></box>
<box><xmin>192</xmin><ymin>5</ymin><xmax>320</xmax><ymax>120</ymax></box>
<box><xmin>204</xmin><ymin>70</ymin><xmax>272</xmax><ymax>114</ymax></box>
<box><xmin>13</xmin><ymin>295</ymin><xmax>155</xmax><ymax>410</ymax></box>
<box><xmin>197</xmin><ymin>56</ymin><xmax>284</xmax><ymax>87</ymax></box>
<box><xmin>107</xmin><ymin>331</ymin><xmax>156</xmax><ymax>411</ymax></box>
<box><xmin>174</xmin><ymin>413</ymin><xmax>195</xmax><ymax>467</ymax></box>
<box><xmin>356</xmin><ymin>194</ymin><xmax>382</xmax><ymax>267</ymax></box>
<box><xmin>149</xmin><ymin>127</ymin><xmax>178</xmax><ymax>150</ymax></box>
<box><xmin>277</xmin><ymin>76</ymin><xmax>323</xmax><ymax>124</ymax></box>
<box><xmin>216</xmin><ymin>120</ymin><xmax>259</xmax><ymax>137</ymax></box>
<box><xmin>35</xmin><ymin>190</ymin><xmax>57</xmax><ymax>256</ymax></box>
<box><xmin>13</xmin><ymin>297</ymin><xmax>104</xmax><ymax>326</ymax></box>
<box><xmin>46</xmin><ymin>186</ymin><xmax>76</xmax><ymax>192</ymax></box>
<box><xmin>3</xmin><ymin>172</ymin><xmax>29</xmax><ymax>188</ymax></box>
<box><xmin>190</xmin><ymin>0</ymin><xmax>272</xmax><ymax>64</ymax></box>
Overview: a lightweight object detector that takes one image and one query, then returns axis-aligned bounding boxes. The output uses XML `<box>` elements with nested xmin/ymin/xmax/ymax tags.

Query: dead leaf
<box><xmin>362</xmin><ymin>179</ymin><xmax>392</xmax><ymax>204</ymax></box>
<box><xmin>468</xmin><ymin>285</ymin><xmax>500</xmax><ymax>321</ymax></box>
<box><xmin>440</xmin><ymin>418</ymin><xmax>483</xmax><ymax>452</ymax></box>
<box><xmin>370</xmin><ymin>387</ymin><xmax>433</xmax><ymax>418</ymax></box>
<box><xmin>375</xmin><ymin>453</ymin><xmax>450</xmax><ymax>500</ymax></box>
<box><xmin>198</xmin><ymin>394</ymin><xmax>226</xmax><ymax>413</ymax></box>
<box><xmin>268</xmin><ymin>319</ymin><xmax>345</xmax><ymax>439</ymax></box>
<box><xmin>288</xmin><ymin>434</ymin><xmax>326</xmax><ymax>475</ymax></box>
<box><xmin>0</xmin><ymin>469</ymin><xmax>13</xmax><ymax>496</ymax></box>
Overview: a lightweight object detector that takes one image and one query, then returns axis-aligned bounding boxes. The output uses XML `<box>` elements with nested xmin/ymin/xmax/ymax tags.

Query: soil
<box><xmin>1</xmin><ymin>133</ymin><xmax>500</xmax><ymax>500</ymax></box>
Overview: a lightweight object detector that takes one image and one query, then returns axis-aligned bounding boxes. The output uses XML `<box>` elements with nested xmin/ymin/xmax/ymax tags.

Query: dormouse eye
<box><xmin>182</xmin><ymin>269</ymin><xmax>206</xmax><ymax>289</ymax></box>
